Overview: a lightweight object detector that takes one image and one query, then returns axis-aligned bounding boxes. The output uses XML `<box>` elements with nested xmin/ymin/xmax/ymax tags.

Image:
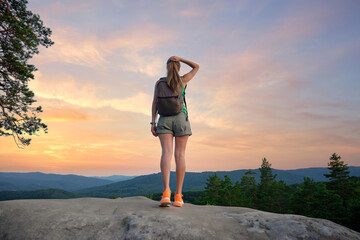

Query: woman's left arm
<box><xmin>151</xmin><ymin>80</ymin><xmax>159</xmax><ymax>136</ymax></box>
<box><xmin>152</xmin><ymin>80</ymin><xmax>160</xmax><ymax>122</ymax></box>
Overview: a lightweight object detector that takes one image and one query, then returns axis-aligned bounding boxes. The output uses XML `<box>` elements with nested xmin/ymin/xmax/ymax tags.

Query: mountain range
<box><xmin>73</xmin><ymin>166</ymin><xmax>360</xmax><ymax>198</ymax></box>
<box><xmin>91</xmin><ymin>175</ymin><xmax>136</xmax><ymax>182</ymax></box>
<box><xmin>0</xmin><ymin>172</ymin><xmax>114</xmax><ymax>191</ymax></box>
<box><xmin>1</xmin><ymin>167</ymin><xmax>359</xmax><ymax>199</ymax></box>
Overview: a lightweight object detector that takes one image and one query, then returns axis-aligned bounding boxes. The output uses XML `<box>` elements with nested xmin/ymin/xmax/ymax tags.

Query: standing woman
<box><xmin>151</xmin><ymin>56</ymin><xmax>199</xmax><ymax>207</ymax></box>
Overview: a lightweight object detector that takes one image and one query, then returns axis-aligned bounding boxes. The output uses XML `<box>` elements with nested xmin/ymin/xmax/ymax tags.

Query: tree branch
<box><xmin>0</xmin><ymin>1</ymin><xmax>10</xmax><ymax>17</ymax></box>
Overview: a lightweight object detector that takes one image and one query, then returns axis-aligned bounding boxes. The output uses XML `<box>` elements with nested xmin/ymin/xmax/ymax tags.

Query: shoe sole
<box><xmin>173</xmin><ymin>201</ymin><xmax>184</xmax><ymax>207</ymax></box>
<box><xmin>173</xmin><ymin>204</ymin><xmax>182</xmax><ymax>207</ymax></box>
<box><xmin>160</xmin><ymin>201</ymin><xmax>171</xmax><ymax>207</ymax></box>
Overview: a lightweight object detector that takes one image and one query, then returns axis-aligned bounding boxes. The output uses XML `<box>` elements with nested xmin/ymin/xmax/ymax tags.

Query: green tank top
<box><xmin>182</xmin><ymin>85</ymin><xmax>187</xmax><ymax>115</ymax></box>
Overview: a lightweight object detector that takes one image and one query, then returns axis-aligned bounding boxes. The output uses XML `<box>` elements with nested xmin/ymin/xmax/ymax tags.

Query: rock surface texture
<box><xmin>0</xmin><ymin>196</ymin><xmax>359</xmax><ymax>240</ymax></box>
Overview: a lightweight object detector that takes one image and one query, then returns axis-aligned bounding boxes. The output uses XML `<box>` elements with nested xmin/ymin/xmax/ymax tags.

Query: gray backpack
<box><xmin>156</xmin><ymin>77</ymin><xmax>187</xmax><ymax>116</ymax></box>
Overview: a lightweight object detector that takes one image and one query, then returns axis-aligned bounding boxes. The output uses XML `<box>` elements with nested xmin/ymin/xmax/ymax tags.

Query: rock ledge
<box><xmin>0</xmin><ymin>196</ymin><xmax>359</xmax><ymax>240</ymax></box>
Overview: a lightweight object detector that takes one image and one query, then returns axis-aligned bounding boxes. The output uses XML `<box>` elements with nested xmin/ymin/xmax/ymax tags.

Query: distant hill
<box><xmin>0</xmin><ymin>172</ymin><xmax>113</xmax><ymax>191</ymax></box>
<box><xmin>1</xmin><ymin>167</ymin><xmax>359</xmax><ymax>198</ymax></box>
<box><xmin>0</xmin><ymin>188</ymin><xmax>84</xmax><ymax>201</ymax></box>
<box><xmin>286</xmin><ymin>167</ymin><xmax>360</xmax><ymax>182</ymax></box>
<box><xmin>91</xmin><ymin>175</ymin><xmax>137</xmax><ymax>182</ymax></box>
<box><xmin>75</xmin><ymin>166</ymin><xmax>360</xmax><ymax>198</ymax></box>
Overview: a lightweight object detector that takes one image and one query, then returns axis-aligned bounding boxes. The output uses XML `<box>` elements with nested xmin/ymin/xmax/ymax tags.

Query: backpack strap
<box><xmin>181</xmin><ymin>77</ymin><xmax>189</xmax><ymax>121</ymax></box>
<box><xmin>182</xmin><ymin>77</ymin><xmax>187</xmax><ymax>107</ymax></box>
<box><xmin>183</xmin><ymin>86</ymin><xmax>187</xmax><ymax>110</ymax></box>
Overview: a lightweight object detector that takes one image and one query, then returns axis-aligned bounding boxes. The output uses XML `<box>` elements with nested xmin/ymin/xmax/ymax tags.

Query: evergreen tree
<box><xmin>218</xmin><ymin>175</ymin><xmax>234</xmax><ymax>206</ymax></box>
<box><xmin>269</xmin><ymin>180</ymin><xmax>292</xmax><ymax>214</ymax></box>
<box><xmin>324</xmin><ymin>153</ymin><xmax>352</xmax><ymax>206</ymax></box>
<box><xmin>199</xmin><ymin>173</ymin><xmax>222</xmax><ymax>205</ymax></box>
<box><xmin>0</xmin><ymin>0</ymin><xmax>53</xmax><ymax>147</ymax></box>
<box><xmin>241</xmin><ymin>170</ymin><xmax>256</xmax><ymax>186</ymax></box>
<box><xmin>238</xmin><ymin>170</ymin><xmax>257</xmax><ymax>208</ymax></box>
<box><xmin>259</xmin><ymin>157</ymin><xmax>277</xmax><ymax>186</ymax></box>
<box><xmin>324</xmin><ymin>153</ymin><xmax>350</xmax><ymax>182</ymax></box>
<box><xmin>232</xmin><ymin>180</ymin><xmax>243</xmax><ymax>206</ymax></box>
<box><xmin>256</xmin><ymin>158</ymin><xmax>278</xmax><ymax>211</ymax></box>
<box><xmin>347</xmin><ymin>179</ymin><xmax>360</xmax><ymax>232</ymax></box>
<box><xmin>291</xmin><ymin>177</ymin><xmax>317</xmax><ymax>216</ymax></box>
<box><xmin>311</xmin><ymin>182</ymin><xmax>346</xmax><ymax>224</ymax></box>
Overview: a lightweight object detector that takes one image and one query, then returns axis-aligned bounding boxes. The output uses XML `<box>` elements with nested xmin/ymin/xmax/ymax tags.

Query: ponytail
<box><xmin>166</xmin><ymin>60</ymin><xmax>181</xmax><ymax>94</ymax></box>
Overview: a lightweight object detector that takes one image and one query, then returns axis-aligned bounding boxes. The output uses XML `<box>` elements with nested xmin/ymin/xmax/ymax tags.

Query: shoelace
<box><xmin>175</xmin><ymin>194</ymin><xmax>183</xmax><ymax>201</ymax></box>
<box><xmin>161</xmin><ymin>190</ymin><xmax>171</xmax><ymax>200</ymax></box>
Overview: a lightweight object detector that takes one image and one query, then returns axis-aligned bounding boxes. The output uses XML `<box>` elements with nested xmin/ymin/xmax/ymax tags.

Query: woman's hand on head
<box><xmin>169</xmin><ymin>56</ymin><xmax>181</xmax><ymax>62</ymax></box>
<box><xmin>151</xmin><ymin>124</ymin><xmax>158</xmax><ymax>137</ymax></box>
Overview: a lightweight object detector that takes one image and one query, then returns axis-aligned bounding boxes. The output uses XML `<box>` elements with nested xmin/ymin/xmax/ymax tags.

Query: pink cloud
<box><xmin>32</xmin><ymin>24</ymin><xmax>177</xmax><ymax>77</ymax></box>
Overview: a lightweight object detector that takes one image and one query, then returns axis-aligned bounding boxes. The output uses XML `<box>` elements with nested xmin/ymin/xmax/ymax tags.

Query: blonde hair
<box><xmin>166</xmin><ymin>60</ymin><xmax>181</xmax><ymax>93</ymax></box>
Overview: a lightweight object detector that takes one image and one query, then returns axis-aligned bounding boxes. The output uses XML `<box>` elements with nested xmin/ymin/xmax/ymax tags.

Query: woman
<box><xmin>151</xmin><ymin>56</ymin><xmax>199</xmax><ymax>207</ymax></box>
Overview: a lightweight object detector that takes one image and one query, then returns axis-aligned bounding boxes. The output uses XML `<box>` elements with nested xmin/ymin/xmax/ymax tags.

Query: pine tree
<box><xmin>324</xmin><ymin>153</ymin><xmax>350</xmax><ymax>182</ymax></box>
<box><xmin>324</xmin><ymin>153</ymin><xmax>352</xmax><ymax>206</ymax></box>
<box><xmin>259</xmin><ymin>157</ymin><xmax>277</xmax><ymax>186</ymax></box>
<box><xmin>232</xmin><ymin>180</ymin><xmax>243</xmax><ymax>206</ymax></box>
<box><xmin>291</xmin><ymin>177</ymin><xmax>317</xmax><ymax>216</ymax></box>
<box><xmin>347</xmin><ymin>180</ymin><xmax>360</xmax><ymax>232</ymax></box>
<box><xmin>269</xmin><ymin>180</ymin><xmax>292</xmax><ymax>214</ymax></box>
<box><xmin>311</xmin><ymin>182</ymin><xmax>346</xmax><ymax>224</ymax></box>
<box><xmin>239</xmin><ymin>170</ymin><xmax>257</xmax><ymax>208</ymax></box>
<box><xmin>256</xmin><ymin>158</ymin><xmax>278</xmax><ymax>211</ymax></box>
<box><xmin>218</xmin><ymin>175</ymin><xmax>234</xmax><ymax>206</ymax></box>
<box><xmin>0</xmin><ymin>0</ymin><xmax>54</xmax><ymax>147</ymax></box>
<box><xmin>201</xmin><ymin>173</ymin><xmax>222</xmax><ymax>205</ymax></box>
<box><xmin>241</xmin><ymin>170</ymin><xmax>256</xmax><ymax>187</ymax></box>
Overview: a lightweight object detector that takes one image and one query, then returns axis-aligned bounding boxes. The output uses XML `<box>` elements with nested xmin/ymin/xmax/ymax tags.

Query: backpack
<box><xmin>156</xmin><ymin>77</ymin><xmax>187</xmax><ymax>116</ymax></box>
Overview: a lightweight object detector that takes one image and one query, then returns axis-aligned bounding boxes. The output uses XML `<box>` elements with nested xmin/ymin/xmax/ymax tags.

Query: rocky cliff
<box><xmin>0</xmin><ymin>196</ymin><xmax>359</xmax><ymax>240</ymax></box>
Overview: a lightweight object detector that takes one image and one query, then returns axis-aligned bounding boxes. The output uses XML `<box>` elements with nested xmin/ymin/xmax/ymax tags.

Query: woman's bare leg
<box><xmin>174</xmin><ymin>135</ymin><xmax>189</xmax><ymax>195</ymax></box>
<box><xmin>158</xmin><ymin>133</ymin><xmax>174</xmax><ymax>191</ymax></box>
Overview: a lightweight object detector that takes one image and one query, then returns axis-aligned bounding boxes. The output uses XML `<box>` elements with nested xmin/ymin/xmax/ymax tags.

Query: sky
<box><xmin>0</xmin><ymin>0</ymin><xmax>359</xmax><ymax>177</ymax></box>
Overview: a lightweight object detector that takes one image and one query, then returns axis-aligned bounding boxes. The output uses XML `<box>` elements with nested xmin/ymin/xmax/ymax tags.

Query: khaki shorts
<box><xmin>156</xmin><ymin>111</ymin><xmax>192</xmax><ymax>137</ymax></box>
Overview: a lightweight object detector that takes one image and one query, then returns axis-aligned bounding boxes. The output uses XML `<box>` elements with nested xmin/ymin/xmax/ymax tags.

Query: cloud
<box><xmin>111</xmin><ymin>0</ymin><xmax>123</xmax><ymax>8</ymax></box>
<box><xmin>101</xmin><ymin>24</ymin><xmax>175</xmax><ymax>51</ymax></box>
<box><xmin>30</xmin><ymin>72</ymin><xmax>152</xmax><ymax>116</ymax></box>
<box><xmin>185</xmin><ymin>2</ymin><xmax>343</xmax><ymax>131</ymax></box>
<box><xmin>33</xmin><ymin>27</ymin><xmax>108</xmax><ymax>68</ymax></box>
<box><xmin>179</xmin><ymin>9</ymin><xmax>201</xmax><ymax>17</ymax></box>
<box><xmin>29</xmin><ymin>0</ymin><xmax>99</xmax><ymax>16</ymax></box>
<box><xmin>33</xmin><ymin>24</ymin><xmax>176</xmax><ymax>77</ymax></box>
<box><xmin>40</xmin><ymin>107</ymin><xmax>91</xmax><ymax>122</ymax></box>
<box><xmin>118</xmin><ymin>50</ymin><xmax>164</xmax><ymax>77</ymax></box>
<box><xmin>43</xmin><ymin>150</ymin><xmax>64</xmax><ymax>159</ymax></box>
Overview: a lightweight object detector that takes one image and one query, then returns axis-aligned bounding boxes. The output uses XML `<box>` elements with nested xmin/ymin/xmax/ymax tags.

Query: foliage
<box><xmin>0</xmin><ymin>188</ymin><xmax>83</xmax><ymax>201</ymax></box>
<box><xmin>0</xmin><ymin>0</ymin><xmax>53</xmax><ymax>147</ymax></box>
<box><xmin>324</xmin><ymin>153</ymin><xmax>350</xmax><ymax>182</ymax></box>
<box><xmin>256</xmin><ymin>158</ymin><xmax>282</xmax><ymax>211</ymax></box>
<box><xmin>237</xmin><ymin>170</ymin><xmax>256</xmax><ymax>208</ymax></box>
<box><xmin>197</xmin><ymin>173</ymin><xmax>222</xmax><ymax>205</ymax></box>
<box><xmin>218</xmin><ymin>175</ymin><xmax>235</xmax><ymax>206</ymax></box>
<box><xmin>259</xmin><ymin>157</ymin><xmax>277</xmax><ymax>186</ymax></box>
<box><xmin>290</xmin><ymin>177</ymin><xmax>318</xmax><ymax>216</ymax></box>
<box><xmin>324</xmin><ymin>153</ymin><xmax>353</xmax><ymax>207</ymax></box>
<box><xmin>194</xmin><ymin>154</ymin><xmax>360</xmax><ymax>232</ymax></box>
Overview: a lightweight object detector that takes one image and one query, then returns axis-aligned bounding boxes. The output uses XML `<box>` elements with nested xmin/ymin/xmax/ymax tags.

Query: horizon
<box><xmin>1</xmin><ymin>1</ymin><xmax>359</xmax><ymax>175</ymax></box>
<box><xmin>2</xmin><ymin>165</ymin><xmax>360</xmax><ymax>178</ymax></box>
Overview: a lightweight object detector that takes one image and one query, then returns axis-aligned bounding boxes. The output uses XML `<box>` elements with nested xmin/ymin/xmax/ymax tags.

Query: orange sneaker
<box><xmin>160</xmin><ymin>188</ymin><xmax>171</xmax><ymax>207</ymax></box>
<box><xmin>173</xmin><ymin>193</ymin><xmax>184</xmax><ymax>207</ymax></box>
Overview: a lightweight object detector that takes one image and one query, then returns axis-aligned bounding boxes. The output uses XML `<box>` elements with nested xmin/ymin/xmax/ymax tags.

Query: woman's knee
<box><xmin>162</xmin><ymin>149</ymin><xmax>173</xmax><ymax>159</ymax></box>
<box><xmin>174</xmin><ymin>152</ymin><xmax>185</xmax><ymax>162</ymax></box>
<box><xmin>162</xmin><ymin>153</ymin><xmax>172</xmax><ymax>161</ymax></box>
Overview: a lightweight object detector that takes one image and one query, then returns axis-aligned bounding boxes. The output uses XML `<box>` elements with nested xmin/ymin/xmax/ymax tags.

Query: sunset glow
<box><xmin>1</xmin><ymin>0</ymin><xmax>359</xmax><ymax>176</ymax></box>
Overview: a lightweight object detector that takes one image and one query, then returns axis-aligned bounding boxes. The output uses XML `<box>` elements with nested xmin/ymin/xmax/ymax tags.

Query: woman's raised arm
<box><xmin>169</xmin><ymin>56</ymin><xmax>199</xmax><ymax>85</ymax></box>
